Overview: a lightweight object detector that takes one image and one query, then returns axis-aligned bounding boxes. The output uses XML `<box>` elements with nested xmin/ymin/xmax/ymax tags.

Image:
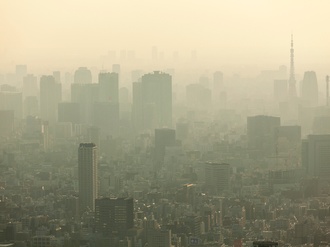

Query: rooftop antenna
<box><xmin>288</xmin><ymin>33</ymin><xmax>297</xmax><ymax>98</ymax></box>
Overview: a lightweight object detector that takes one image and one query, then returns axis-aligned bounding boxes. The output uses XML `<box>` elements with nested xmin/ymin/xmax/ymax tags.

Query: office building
<box><xmin>78</xmin><ymin>143</ymin><xmax>98</xmax><ymax>214</ymax></box>
<box><xmin>54</xmin><ymin>122</ymin><xmax>73</xmax><ymax>139</ymax></box>
<box><xmin>58</xmin><ymin>102</ymin><xmax>80</xmax><ymax>123</ymax></box>
<box><xmin>147</xmin><ymin>229</ymin><xmax>172</xmax><ymax>247</ymax></box>
<box><xmin>71</xmin><ymin>83</ymin><xmax>99</xmax><ymax>124</ymax></box>
<box><xmin>274</xmin><ymin>125</ymin><xmax>301</xmax><ymax>143</ymax></box>
<box><xmin>24</xmin><ymin>96</ymin><xmax>39</xmax><ymax>117</ymax></box>
<box><xmin>313</xmin><ymin>115</ymin><xmax>330</xmax><ymax>134</ymax></box>
<box><xmin>301</xmin><ymin>71</ymin><xmax>318</xmax><ymax>107</ymax></box>
<box><xmin>74</xmin><ymin>67</ymin><xmax>92</xmax><ymax>84</ymax></box>
<box><xmin>0</xmin><ymin>110</ymin><xmax>14</xmax><ymax>137</ymax></box>
<box><xmin>112</xmin><ymin>64</ymin><xmax>121</xmax><ymax>74</ymax></box>
<box><xmin>154</xmin><ymin>128</ymin><xmax>176</xmax><ymax>167</ymax></box>
<box><xmin>132</xmin><ymin>81</ymin><xmax>143</xmax><ymax>132</ymax></box>
<box><xmin>53</xmin><ymin>71</ymin><xmax>61</xmax><ymax>83</ymax></box>
<box><xmin>303</xmin><ymin>135</ymin><xmax>330</xmax><ymax>180</ymax></box>
<box><xmin>0</xmin><ymin>91</ymin><xmax>23</xmax><ymax>119</ymax></box>
<box><xmin>40</xmin><ymin>75</ymin><xmax>61</xmax><ymax>123</ymax></box>
<box><xmin>176</xmin><ymin>122</ymin><xmax>189</xmax><ymax>141</ymax></box>
<box><xmin>132</xmin><ymin>71</ymin><xmax>172</xmax><ymax>132</ymax></box>
<box><xmin>205</xmin><ymin>162</ymin><xmax>230</xmax><ymax>195</ymax></box>
<box><xmin>92</xmin><ymin>102</ymin><xmax>119</xmax><ymax>137</ymax></box>
<box><xmin>247</xmin><ymin>115</ymin><xmax>281</xmax><ymax>158</ymax></box>
<box><xmin>87</xmin><ymin>126</ymin><xmax>100</xmax><ymax>150</ymax></box>
<box><xmin>22</xmin><ymin>116</ymin><xmax>49</xmax><ymax>151</ymax></box>
<box><xmin>98</xmin><ymin>72</ymin><xmax>119</xmax><ymax>103</ymax></box>
<box><xmin>95</xmin><ymin>197</ymin><xmax>134</xmax><ymax>238</ymax></box>
<box><xmin>23</xmin><ymin>74</ymin><xmax>38</xmax><ymax>99</ymax></box>
<box><xmin>31</xmin><ymin>236</ymin><xmax>56</xmax><ymax>247</ymax></box>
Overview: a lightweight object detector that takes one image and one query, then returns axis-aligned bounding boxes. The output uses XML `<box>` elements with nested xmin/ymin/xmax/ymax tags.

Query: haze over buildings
<box><xmin>1</xmin><ymin>1</ymin><xmax>330</xmax><ymax>247</ymax></box>
<box><xmin>1</xmin><ymin>1</ymin><xmax>330</xmax><ymax>76</ymax></box>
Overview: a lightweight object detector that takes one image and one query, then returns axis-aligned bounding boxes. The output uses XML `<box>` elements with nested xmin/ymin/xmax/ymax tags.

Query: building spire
<box><xmin>288</xmin><ymin>33</ymin><xmax>297</xmax><ymax>98</ymax></box>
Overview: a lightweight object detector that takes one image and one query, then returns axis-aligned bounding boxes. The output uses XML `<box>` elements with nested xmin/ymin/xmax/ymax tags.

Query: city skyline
<box><xmin>1</xmin><ymin>2</ymin><xmax>330</xmax><ymax>246</ymax></box>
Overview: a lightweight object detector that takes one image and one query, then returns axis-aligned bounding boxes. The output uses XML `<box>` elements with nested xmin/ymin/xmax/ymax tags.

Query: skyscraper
<box><xmin>288</xmin><ymin>34</ymin><xmax>297</xmax><ymax>98</ymax></box>
<box><xmin>78</xmin><ymin>143</ymin><xmax>98</xmax><ymax>214</ymax></box>
<box><xmin>0</xmin><ymin>110</ymin><xmax>14</xmax><ymax>138</ymax></box>
<box><xmin>58</xmin><ymin>102</ymin><xmax>80</xmax><ymax>123</ymax></box>
<box><xmin>92</xmin><ymin>101</ymin><xmax>119</xmax><ymax>137</ymax></box>
<box><xmin>74</xmin><ymin>67</ymin><xmax>92</xmax><ymax>84</ymax></box>
<box><xmin>23</xmin><ymin>74</ymin><xmax>38</xmax><ymax>99</ymax></box>
<box><xmin>0</xmin><ymin>91</ymin><xmax>23</xmax><ymax>119</ymax></box>
<box><xmin>40</xmin><ymin>75</ymin><xmax>62</xmax><ymax>123</ymax></box>
<box><xmin>132</xmin><ymin>71</ymin><xmax>172</xmax><ymax>132</ymax></box>
<box><xmin>142</xmin><ymin>71</ymin><xmax>172</xmax><ymax>128</ymax></box>
<box><xmin>95</xmin><ymin>197</ymin><xmax>134</xmax><ymax>238</ymax></box>
<box><xmin>247</xmin><ymin>115</ymin><xmax>281</xmax><ymax>158</ymax></box>
<box><xmin>71</xmin><ymin>83</ymin><xmax>99</xmax><ymax>124</ymax></box>
<box><xmin>301</xmin><ymin>71</ymin><xmax>318</xmax><ymax>106</ymax></box>
<box><xmin>98</xmin><ymin>72</ymin><xmax>119</xmax><ymax>103</ymax></box>
<box><xmin>154</xmin><ymin>128</ymin><xmax>176</xmax><ymax>167</ymax></box>
<box><xmin>303</xmin><ymin>135</ymin><xmax>330</xmax><ymax>179</ymax></box>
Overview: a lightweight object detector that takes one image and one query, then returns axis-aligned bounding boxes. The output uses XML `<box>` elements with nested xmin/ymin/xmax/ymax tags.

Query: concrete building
<box><xmin>95</xmin><ymin>197</ymin><xmax>134</xmax><ymax>238</ymax></box>
<box><xmin>78</xmin><ymin>143</ymin><xmax>98</xmax><ymax>214</ymax></box>
<box><xmin>98</xmin><ymin>72</ymin><xmax>119</xmax><ymax>103</ymax></box>
<box><xmin>132</xmin><ymin>71</ymin><xmax>172</xmax><ymax>132</ymax></box>
<box><xmin>92</xmin><ymin>102</ymin><xmax>119</xmax><ymax>137</ymax></box>
<box><xmin>0</xmin><ymin>110</ymin><xmax>14</xmax><ymax>137</ymax></box>
<box><xmin>303</xmin><ymin>135</ymin><xmax>330</xmax><ymax>180</ymax></box>
<box><xmin>247</xmin><ymin>115</ymin><xmax>281</xmax><ymax>158</ymax></box>
<box><xmin>205</xmin><ymin>163</ymin><xmax>230</xmax><ymax>195</ymax></box>
<box><xmin>58</xmin><ymin>102</ymin><xmax>80</xmax><ymax>124</ymax></box>
<box><xmin>23</xmin><ymin>74</ymin><xmax>38</xmax><ymax>99</ymax></box>
<box><xmin>71</xmin><ymin>83</ymin><xmax>99</xmax><ymax>124</ymax></box>
<box><xmin>39</xmin><ymin>75</ymin><xmax>61</xmax><ymax>123</ymax></box>
<box><xmin>74</xmin><ymin>67</ymin><xmax>92</xmax><ymax>84</ymax></box>
<box><xmin>154</xmin><ymin>128</ymin><xmax>176</xmax><ymax>167</ymax></box>
<box><xmin>147</xmin><ymin>229</ymin><xmax>171</xmax><ymax>247</ymax></box>
<box><xmin>0</xmin><ymin>91</ymin><xmax>23</xmax><ymax>119</ymax></box>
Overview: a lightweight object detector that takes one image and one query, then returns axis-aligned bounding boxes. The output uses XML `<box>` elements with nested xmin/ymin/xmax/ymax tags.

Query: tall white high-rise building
<box><xmin>78</xmin><ymin>143</ymin><xmax>98</xmax><ymax>214</ymax></box>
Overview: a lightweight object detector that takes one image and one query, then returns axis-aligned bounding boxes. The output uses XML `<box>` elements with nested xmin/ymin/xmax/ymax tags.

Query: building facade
<box><xmin>78</xmin><ymin>143</ymin><xmax>98</xmax><ymax>214</ymax></box>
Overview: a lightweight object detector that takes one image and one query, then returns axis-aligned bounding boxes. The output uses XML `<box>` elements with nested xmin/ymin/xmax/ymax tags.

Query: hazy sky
<box><xmin>1</xmin><ymin>0</ymin><xmax>330</xmax><ymax>71</ymax></box>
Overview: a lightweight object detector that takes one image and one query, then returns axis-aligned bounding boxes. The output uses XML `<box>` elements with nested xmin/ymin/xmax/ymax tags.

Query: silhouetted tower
<box><xmin>78</xmin><ymin>143</ymin><xmax>98</xmax><ymax>215</ymax></box>
<box><xmin>288</xmin><ymin>34</ymin><xmax>297</xmax><ymax>98</ymax></box>
<box><xmin>40</xmin><ymin>75</ymin><xmax>62</xmax><ymax>123</ymax></box>
<box><xmin>132</xmin><ymin>71</ymin><xmax>172</xmax><ymax>132</ymax></box>
<box><xmin>154</xmin><ymin>128</ymin><xmax>176</xmax><ymax>166</ymax></box>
